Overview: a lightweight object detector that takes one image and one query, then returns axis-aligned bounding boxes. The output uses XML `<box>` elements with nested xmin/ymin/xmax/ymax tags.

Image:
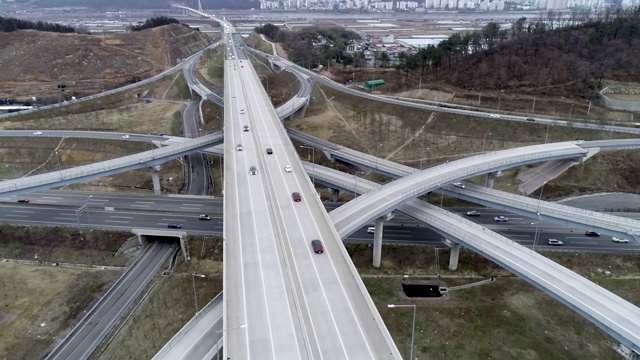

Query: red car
<box><xmin>17</xmin><ymin>199</ymin><xmax>30</xmax><ymax>203</ymax></box>
<box><xmin>585</xmin><ymin>231</ymin><xmax>601</xmax><ymax>237</ymax></box>
<box><xmin>266</xmin><ymin>148</ymin><xmax>273</xmax><ymax>155</ymax></box>
<box><xmin>311</xmin><ymin>239</ymin><xmax>324</xmax><ymax>254</ymax></box>
<box><xmin>292</xmin><ymin>192</ymin><xmax>302</xmax><ymax>202</ymax></box>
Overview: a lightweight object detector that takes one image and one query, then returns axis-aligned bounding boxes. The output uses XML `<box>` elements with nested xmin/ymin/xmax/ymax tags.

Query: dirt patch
<box><xmin>0</xmin><ymin>263</ymin><xmax>118</xmax><ymax>359</ymax></box>
<box><xmin>0</xmin><ymin>24</ymin><xmax>212</xmax><ymax>102</ymax></box>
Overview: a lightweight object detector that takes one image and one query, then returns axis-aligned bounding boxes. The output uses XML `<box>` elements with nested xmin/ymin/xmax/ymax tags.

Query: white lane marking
<box><xmin>181</xmin><ymin>203</ymin><xmax>203</xmax><ymax>206</ymax></box>
<box><xmin>110</xmin><ymin>216</ymin><xmax>133</xmax><ymax>219</ymax></box>
<box><xmin>134</xmin><ymin>201</ymin><xmax>155</xmax><ymax>204</ymax></box>
<box><xmin>89</xmin><ymin>199</ymin><xmax>109</xmax><ymax>202</ymax></box>
<box><xmin>131</xmin><ymin>205</ymin><xmax>150</xmax><ymax>208</ymax></box>
<box><xmin>247</xmin><ymin>79</ymin><xmax>322</xmax><ymax>358</ymax></box>
<box><xmin>179</xmin><ymin>207</ymin><xmax>202</xmax><ymax>211</ymax></box>
<box><xmin>162</xmin><ymin>219</ymin><xmax>184</xmax><ymax>221</ymax></box>
<box><xmin>41</xmin><ymin>197</ymin><xmax>63</xmax><ymax>200</ymax></box>
<box><xmin>229</xmin><ymin>57</ymin><xmax>252</xmax><ymax>359</ymax></box>
<box><xmin>55</xmin><ymin>217</ymin><xmax>77</xmax><ymax>221</ymax></box>
<box><xmin>104</xmin><ymin>220</ymin><xmax>129</xmax><ymax>224</ymax></box>
<box><xmin>11</xmin><ymin>210</ymin><xmax>34</xmax><ymax>213</ymax></box>
<box><xmin>252</xmin><ymin>66</ymin><xmax>375</xmax><ymax>357</ymax></box>
<box><xmin>5</xmin><ymin>214</ymin><xmax>28</xmax><ymax>218</ymax></box>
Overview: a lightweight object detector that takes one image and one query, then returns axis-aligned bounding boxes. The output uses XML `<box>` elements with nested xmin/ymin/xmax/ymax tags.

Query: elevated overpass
<box><xmin>222</xmin><ymin>29</ymin><xmax>400</xmax><ymax>359</ymax></box>
<box><xmin>310</xmin><ymin>158</ymin><xmax>640</xmax><ymax>355</ymax></box>
<box><xmin>0</xmin><ymin>132</ymin><xmax>223</xmax><ymax>197</ymax></box>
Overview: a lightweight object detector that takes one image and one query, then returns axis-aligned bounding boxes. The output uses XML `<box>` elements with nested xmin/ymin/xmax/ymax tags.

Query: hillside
<box><xmin>0</xmin><ymin>24</ymin><xmax>212</xmax><ymax>100</ymax></box>
<box><xmin>438</xmin><ymin>14</ymin><xmax>640</xmax><ymax>98</ymax></box>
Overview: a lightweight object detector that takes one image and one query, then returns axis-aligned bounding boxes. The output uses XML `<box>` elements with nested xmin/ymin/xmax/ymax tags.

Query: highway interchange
<box><xmin>1</xmin><ymin>12</ymin><xmax>640</xmax><ymax>359</ymax></box>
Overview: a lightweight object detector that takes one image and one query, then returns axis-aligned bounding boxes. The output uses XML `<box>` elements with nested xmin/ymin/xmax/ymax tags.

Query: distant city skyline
<box><xmin>259</xmin><ymin>0</ymin><xmax>625</xmax><ymax>11</ymax></box>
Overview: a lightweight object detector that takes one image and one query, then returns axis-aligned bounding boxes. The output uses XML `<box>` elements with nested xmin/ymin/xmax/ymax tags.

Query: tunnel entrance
<box><xmin>402</xmin><ymin>283</ymin><xmax>443</xmax><ymax>298</ymax></box>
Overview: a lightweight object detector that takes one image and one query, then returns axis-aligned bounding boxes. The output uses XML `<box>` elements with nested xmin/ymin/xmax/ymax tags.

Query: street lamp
<box><xmin>420</xmin><ymin>147</ymin><xmax>429</xmax><ymax>169</ymax></box>
<box><xmin>544</xmin><ymin>122</ymin><xmax>552</xmax><ymax>144</ymax></box>
<box><xmin>75</xmin><ymin>195</ymin><xmax>93</xmax><ymax>242</ymax></box>
<box><xmin>482</xmin><ymin>132</ymin><xmax>492</xmax><ymax>152</ymax></box>
<box><xmin>216</xmin><ymin>324</ymin><xmax>247</xmax><ymax>333</ymax></box>
<box><xmin>568</xmin><ymin>103</ymin><xmax>574</xmax><ymax>121</ymax></box>
<box><xmin>374</xmin><ymin>143</ymin><xmax>383</xmax><ymax>171</ymax></box>
<box><xmin>55</xmin><ymin>150</ymin><xmax>63</xmax><ymax>178</ymax></box>
<box><xmin>354</xmin><ymin>171</ymin><xmax>365</xmax><ymax>197</ymax></box>
<box><xmin>388</xmin><ymin>304</ymin><xmax>416</xmax><ymax>360</ymax></box>
<box><xmin>299</xmin><ymin>145</ymin><xmax>315</xmax><ymax>185</ymax></box>
<box><xmin>192</xmin><ymin>273</ymin><xmax>206</xmax><ymax>313</ymax></box>
<box><xmin>532</xmin><ymin>181</ymin><xmax>546</xmax><ymax>251</ymax></box>
<box><xmin>497</xmin><ymin>96</ymin><xmax>501</xmax><ymax>113</ymax></box>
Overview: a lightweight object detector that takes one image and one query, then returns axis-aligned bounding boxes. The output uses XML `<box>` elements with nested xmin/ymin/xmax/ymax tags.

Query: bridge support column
<box><xmin>449</xmin><ymin>243</ymin><xmax>461</xmax><ymax>271</ymax></box>
<box><xmin>372</xmin><ymin>217</ymin><xmax>385</xmax><ymax>268</ymax></box>
<box><xmin>151</xmin><ymin>166</ymin><xmax>162</xmax><ymax>195</ymax></box>
<box><xmin>290</xmin><ymin>102</ymin><xmax>308</xmax><ymax>120</ymax></box>
<box><xmin>485</xmin><ymin>172</ymin><xmax>496</xmax><ymax>189</ymax></box>
<box><xmin>332</xmin><ymin>188</ymin><xmax>340</xmax><ymax>202</ymax></box>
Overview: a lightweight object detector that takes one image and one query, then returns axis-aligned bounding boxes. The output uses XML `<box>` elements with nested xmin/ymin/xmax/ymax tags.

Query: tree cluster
<box><xmin>130</xmin><ymin>17</ymin><xmax>180</xmax><ymax>31</ymax></box>
<box><xmin>393</xmin><ymin>7</ymin><xmax>640</xmax><ymax>98</ymax></box>
<box><xmin>0</xmin><ymin>16</ymin><xmax>75</xmax><ymax>33</ymax></box>
<box><xmin>255</xmin><ymin>24</ymin><xmax>360</xmax><ymax>68</ymax></box>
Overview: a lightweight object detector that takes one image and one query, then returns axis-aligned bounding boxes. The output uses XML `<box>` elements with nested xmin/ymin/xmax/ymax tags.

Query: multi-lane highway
<box><xmin>3</xmin><ymin>190</ymin><xmax>640</xmax><ymax>252</ymax></box>
<box><xmin>45</xmin><ymin>241</ymin><xmax>175</xmax><ymax>360</ymax></box>
<box><xmin>223</xmin><ymin>28</ymin><xmax>400</xmax><ymax>359</ymax></box>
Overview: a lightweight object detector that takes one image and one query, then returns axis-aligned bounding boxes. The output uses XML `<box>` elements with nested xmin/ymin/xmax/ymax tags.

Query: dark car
<box><xmin>525</xmin><ymin>118</ymin><xmax>536</xmax><ymax>122</ymax></box>
<box><xmin>585</xmin><ymin>231</ymin><xmax>601</xmax><ymax>237</ymax></box>
<box><xmin>292</xmin><ymin>192</ymin><xmax>302</xmax><ymax>202</ymax></box>
<box><xmin>17</xmin><ymin>199</ymin><xmax>30</xmax><ymax>203</ymax></box>
<box><xmin>311</xmin><ymin>239</ymin><xmax>324</xmax><ymax>254</ymax></box>
<box><xmin>167</xmin><ymin>224</ymin><xmax>182</xmax><ymax>229</ymax></box>
<box><xmin>266</xmin><ymin>148</ymin><xmax>273</xmax><ymax>155</ymax></box>
<box><xmin>243</xmin><ymin>125</ymin><xmax>249</xmax><ymax>132</ymax></box>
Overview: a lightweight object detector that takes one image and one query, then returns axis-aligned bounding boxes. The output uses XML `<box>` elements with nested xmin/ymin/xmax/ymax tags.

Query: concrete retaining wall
<box><xmin>599</xmin><ymin>87</ymin><xmax>640</xmax><ymax>112</ymax></box>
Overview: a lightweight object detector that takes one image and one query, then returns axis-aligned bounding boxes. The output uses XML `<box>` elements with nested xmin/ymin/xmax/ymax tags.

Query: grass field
<box><xmin>0</xmin><ymin>263</ymin><xmax>118</xmax><ymax>359</ymax></box>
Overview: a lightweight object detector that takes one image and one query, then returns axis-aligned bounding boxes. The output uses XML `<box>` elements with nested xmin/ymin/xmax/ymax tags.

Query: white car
<box><xmin>284</xmin><ymin>165</ymin><xmax>292</xmax><ymax>173</ymax></box>
<box><xmin>547</xmin><ymin>239</ymin><xmax>564</xmax><ymax>246</ymax></box>
<box><xmin>122</xmin><ymin>135</ymin><xmax>130</xmax><ymax>139</ymax></box>
<box><xmin>33</xmin><ymin>131</ymin><xmax>43</xmax><ymax>135</ymax></box>
<box><xmin>490</xmin><ymin>114</ymin><xmax>501</xmax><ymax>118</ymax></box>
<box><xmin>493</xmin><ymin>216</ymin><xmax>508</xmax><ymax>222</ymax></box>
<box><xmin>236</xmin><ymin>144</ymin><xmax>243</xmax><ymax>151</ymax></box>
<box><xmin>240</xmin><ymin>109</ymin><xmax>245</xmax><ymax>114</ymax></box>
<box><xmin>612</xmin><ymin>237</ymin><xmax>630</xmax><ymax>243</ymax></box>
<box><xmin>453</xmin><ymin>182</ymin><xmax>465</xmax><ymax>189</ymax></box>
<box><xmin>367</xmin><ymin>227</ymin><xmax>376</xmax><ymax>234</ymax></box>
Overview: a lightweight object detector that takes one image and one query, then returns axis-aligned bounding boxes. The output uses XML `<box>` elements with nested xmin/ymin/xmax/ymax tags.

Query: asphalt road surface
<box><xmin>2</xmin><ymin>191</ymin><xmax>638</xmax><ymax>252</ymax></box>
<box><xmin>45</xmin><ymin>241</ymin><xmax>175</xmax><ymax>360</ymax></box>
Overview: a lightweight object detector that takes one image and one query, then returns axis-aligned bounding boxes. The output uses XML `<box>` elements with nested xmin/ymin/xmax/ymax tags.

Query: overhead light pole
<box><xmin>532</xmin><ymin>181</ymin><xmax>547</xmax><ymax>251</ymax></box>
<box><xmin>482</xmin><ymin>132</ymin><xmax>492</xmax><ymax>152</ymax></box>
<box><xmin>374</xmin><ymin>143</ymin><xmax>383</xmax><ymax>171</ymax></box>
<box><xmin>388</xmin><ymin>304</ymin><xmax>416</xmax><ymax>360</ymax></box>
<box><xmin>299</xmin><ymin>145</ymin><xmax>315</xmax><ymax>184</ymax></box>
<box><xmin>354</xmin><ymin>171</ymin><xmax>365</xmax><ymax>197</ymax></box>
